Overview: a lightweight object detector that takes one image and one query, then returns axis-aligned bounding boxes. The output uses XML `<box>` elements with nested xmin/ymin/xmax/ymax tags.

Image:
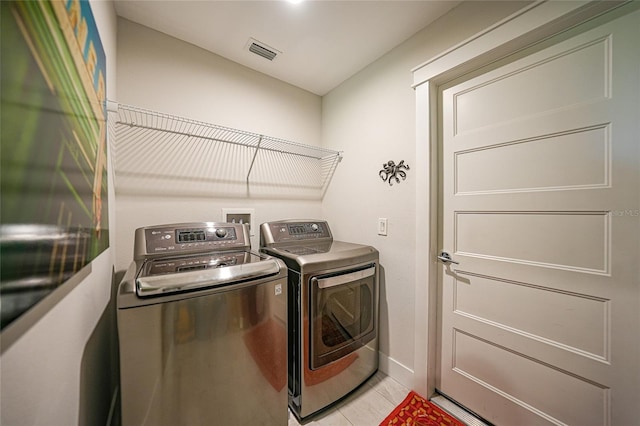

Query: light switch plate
<box><xmin>378</xmin><ymin>218</ymin><xmax>388</xmax><ymax>236</ymax></box>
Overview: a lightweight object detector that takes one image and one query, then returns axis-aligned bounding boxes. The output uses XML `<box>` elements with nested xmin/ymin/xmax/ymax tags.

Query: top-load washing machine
<box><xmin>117</xmin><ymin>222</ymin><xmax>288</xmax><ymax>426</ymax></box>
<box><xmin>260</xmin><ymin>219</ymin><xmax>379</xmax><ymax>421</ymax></box>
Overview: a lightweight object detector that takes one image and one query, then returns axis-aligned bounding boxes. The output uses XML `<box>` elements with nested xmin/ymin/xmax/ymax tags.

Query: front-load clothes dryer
<box><xmin>260</xmin><ymin>220</ymin><xmax>379</xmax><ymax>421</ymax></box>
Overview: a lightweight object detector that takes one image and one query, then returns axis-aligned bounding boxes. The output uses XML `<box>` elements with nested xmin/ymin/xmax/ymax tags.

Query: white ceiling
<box><xmin>113</xmin><ymin>0</ymin><xmax>462</xmax><ymax>95</ymax></box>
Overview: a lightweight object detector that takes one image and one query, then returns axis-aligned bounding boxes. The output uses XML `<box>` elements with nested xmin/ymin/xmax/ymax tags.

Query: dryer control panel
<box><xmin>260</xmin><ymin>220</ymin><xmax>332</xmax><ymax>246</ymax></box>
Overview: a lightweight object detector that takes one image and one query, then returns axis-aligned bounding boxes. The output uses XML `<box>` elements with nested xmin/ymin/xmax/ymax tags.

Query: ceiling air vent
<box><xmin>246</xmin><ymin>38</ymin><xmax>281</xmax><ymax>61</ymax></box>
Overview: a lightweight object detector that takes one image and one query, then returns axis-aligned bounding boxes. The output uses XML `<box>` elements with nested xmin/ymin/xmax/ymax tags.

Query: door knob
<box><xmin>437</xmin><ymin>251</ymin><xmax>459</xmax><ymax>265</ymax></box>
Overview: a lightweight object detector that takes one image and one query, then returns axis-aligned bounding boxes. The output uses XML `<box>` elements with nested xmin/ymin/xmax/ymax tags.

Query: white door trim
<box><xmin>411</xmin><ymin>0</ymin><xmax>632</xmax><ymax>397</ymax></box>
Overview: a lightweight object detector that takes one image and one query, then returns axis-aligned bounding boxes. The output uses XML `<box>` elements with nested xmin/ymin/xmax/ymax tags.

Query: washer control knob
<box><xmin>311</xmin><ymin>223</ymin><xmax>319</xmax><ymax>232</ymax></box>
<box><xmin>215</xmin><ymin>228</ymin><xmax>228</xmax><ymax>238</ymax></box>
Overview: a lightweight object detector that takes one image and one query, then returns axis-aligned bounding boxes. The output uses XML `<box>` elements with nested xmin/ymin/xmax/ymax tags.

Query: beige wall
<box><xmin>321</xmin><ymin>1</ymin><xmax>531</xmax><ymax>386</ymax></box>
<box><xmin>114</xmin><ymin>19</ymin><xmax>325</xmax><ymax>271</ymax></box>
<box><xmin>116</xmin><ymin>18</ymin><xmax>322</xmax><ymax>144</ymax></box>
<box><xmin>0</xmin><ymin>1</ymin><xmax>119</xmax><ymax>425</ymax></box>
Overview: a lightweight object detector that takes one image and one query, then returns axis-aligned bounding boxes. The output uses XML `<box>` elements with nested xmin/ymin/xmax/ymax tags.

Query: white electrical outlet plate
<box><xmin>378</xmin><ymin>218</ymin><xmax>388</xmax><ymax>236</ymax></box>
<box><xmin>222</xmin><ymin>208</ymin><xmax>255</xmax><ymax>236</ymax></box>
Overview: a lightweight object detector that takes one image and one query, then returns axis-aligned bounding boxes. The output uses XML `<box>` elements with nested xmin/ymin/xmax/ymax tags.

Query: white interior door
<box><xmin>438</xmin><ymin>9</ymin><xmax>639</xmax><ymax>426</ymax></box>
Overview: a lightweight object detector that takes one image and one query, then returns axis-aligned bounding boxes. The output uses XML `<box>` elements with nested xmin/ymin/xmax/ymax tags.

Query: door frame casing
<box><xmin>411</xmin><ymin>0</ymin><xmax>633</xmax><ymax>398</ymax></box>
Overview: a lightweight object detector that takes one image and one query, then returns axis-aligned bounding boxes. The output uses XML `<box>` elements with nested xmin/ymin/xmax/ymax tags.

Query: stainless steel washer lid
<box><xmin>136</xmin><ymin>251</ymin><xmax>281</xmax><ymax>296</ymax></box>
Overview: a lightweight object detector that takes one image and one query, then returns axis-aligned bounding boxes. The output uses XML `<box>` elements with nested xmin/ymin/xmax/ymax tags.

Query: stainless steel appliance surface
<box><xmin>260</xmin><ymin>220</ymin><xmax>379</xmax><ymax>421</ymax></box>
<box><xmin>117</xmin><ymin>222</ymin><xmax>288</xmax><ymax>426</ymax></box>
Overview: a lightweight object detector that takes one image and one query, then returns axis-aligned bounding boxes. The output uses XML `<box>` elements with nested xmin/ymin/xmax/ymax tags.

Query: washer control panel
<box><xmin>135</xmin><ymin>222</ymin><xmax>248</xmax><ymax>259</ymax></box>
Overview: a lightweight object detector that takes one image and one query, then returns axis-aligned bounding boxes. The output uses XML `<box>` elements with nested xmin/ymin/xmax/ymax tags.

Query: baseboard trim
<box><xmin>378</xmin><ymin>352</ymin><xmax>415</xmax><ymax>390</ymax></box>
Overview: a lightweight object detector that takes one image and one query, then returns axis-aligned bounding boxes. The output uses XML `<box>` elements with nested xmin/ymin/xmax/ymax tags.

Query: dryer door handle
<box><xmin>314</xmin><ymin>266</ymin><xmax>375</xmax><ymax>289</ymax></box>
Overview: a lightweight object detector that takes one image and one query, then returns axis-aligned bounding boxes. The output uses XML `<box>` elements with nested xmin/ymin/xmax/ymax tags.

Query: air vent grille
<box><xmin>247</xmin><ymin>38</ymin><xmax>280</xmax><ymax>61</ymax></box>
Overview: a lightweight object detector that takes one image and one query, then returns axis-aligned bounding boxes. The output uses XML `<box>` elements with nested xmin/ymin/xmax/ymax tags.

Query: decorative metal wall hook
<box><xmin>379</xmin><ymin>160</ymin><xmax>410</xmax><ymax>186</ymax></box>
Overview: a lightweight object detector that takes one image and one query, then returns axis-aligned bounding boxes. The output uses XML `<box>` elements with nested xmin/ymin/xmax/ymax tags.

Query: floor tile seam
<box><xmin>335</xmin><ymin>387</ymin><xmax>366</xmax><ymax>426</ymax></box>
<box><xmin>370</xmin><ymin>376</ymin><xmax>408</xmax><ymax>409</ymax></box>
<box><xmin>371</xmin><ymin>387</ymin><xmax>398</xmax><ymax>409</ymax></box>
<box><xmin>356</xmin><ymin>384</ymin><xmax>400</xmax><ymax>425</ymax></box>
<box><xmin>332</xmin><ymin>404</ymin><xmax>356</xmax><ymax>426</ymax></box>
<box><xmin>335</xmin><ymin>381</ymin><xmax>379</xmax><ymax>426</ymax></box>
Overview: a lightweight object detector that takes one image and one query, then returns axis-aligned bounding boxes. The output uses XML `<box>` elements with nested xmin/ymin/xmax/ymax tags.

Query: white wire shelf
<box><xmin>107</xmin><ymin>102</ymin><xmax>342</xmax><ymax>199</ymax></box>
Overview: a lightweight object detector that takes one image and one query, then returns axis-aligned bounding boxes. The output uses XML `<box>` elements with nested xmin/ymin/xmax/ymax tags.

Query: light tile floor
<box><xmin>288</xmin><ymin>371</ymin><xmax>410</xmax><ymax>426</ymax></box>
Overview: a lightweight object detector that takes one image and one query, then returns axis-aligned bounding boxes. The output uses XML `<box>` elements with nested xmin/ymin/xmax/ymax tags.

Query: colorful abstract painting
<box><xmin>1</xmin><ymin>0</ymin><xmax>108</xmax><ymax>329</ymax></box>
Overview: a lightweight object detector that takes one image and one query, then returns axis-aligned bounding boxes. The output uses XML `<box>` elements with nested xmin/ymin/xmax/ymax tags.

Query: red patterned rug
<box><xmin>380</xmin><ymin>391</ymin><xmax>465</xmax><ymax>426</ymax></box>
